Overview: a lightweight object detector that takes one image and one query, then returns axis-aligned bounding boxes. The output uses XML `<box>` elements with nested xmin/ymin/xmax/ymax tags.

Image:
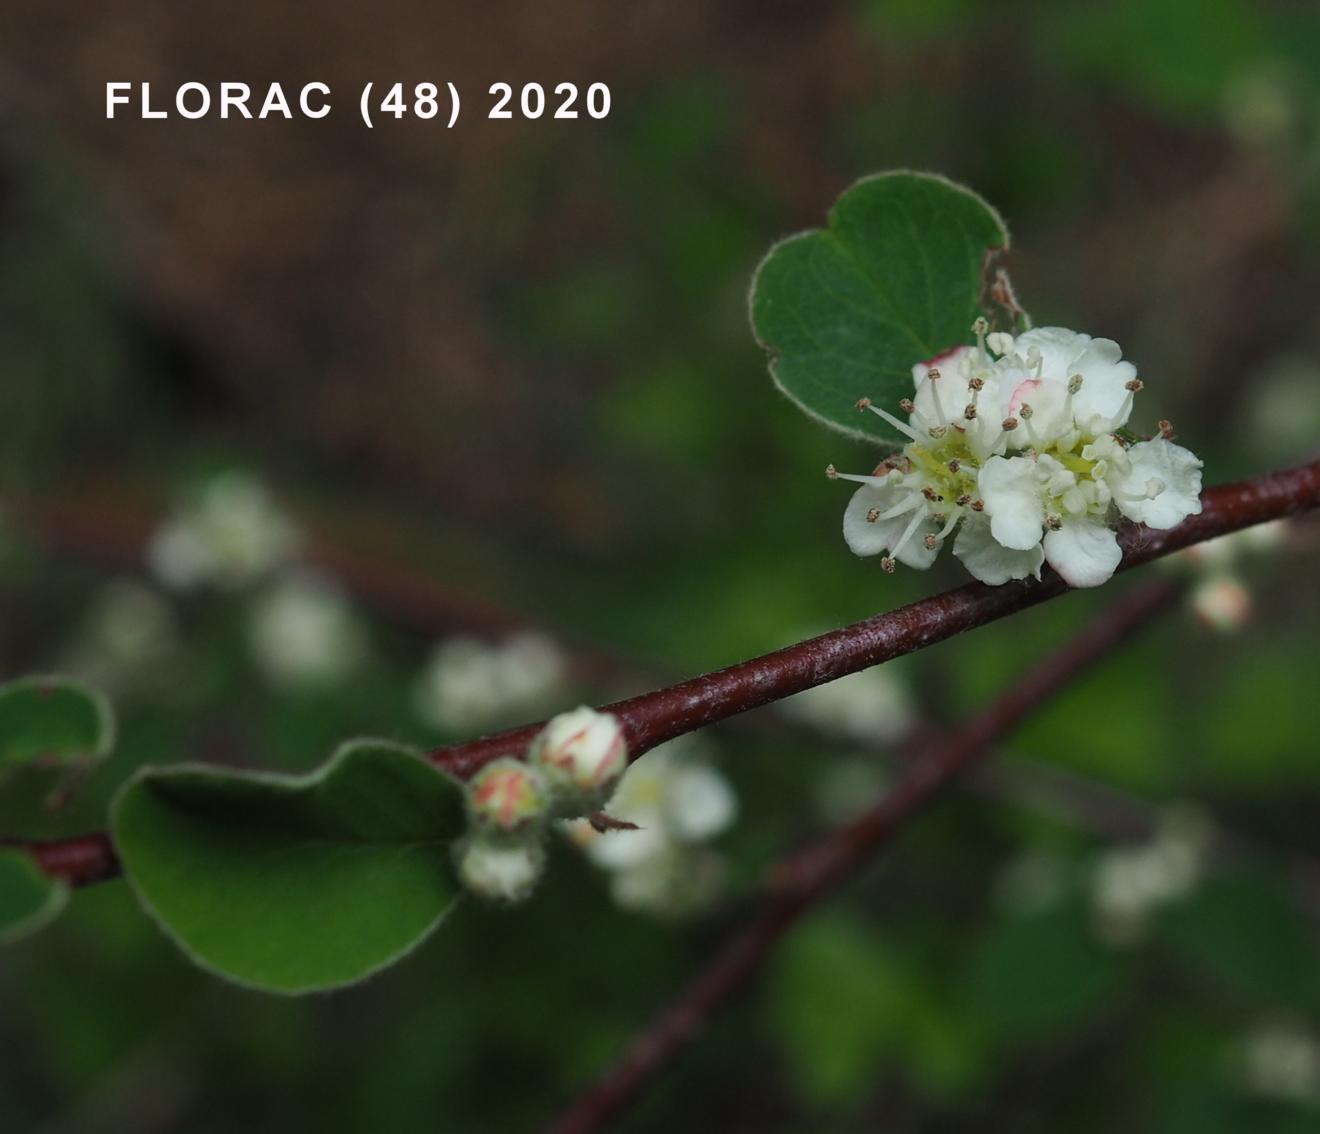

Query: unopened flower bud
<box><xmin>530</xmin><ymin>706</ymin><xmax>628</xmax><ymax>804</ymax></box>
<box><xmin>468</xmin><ymin>758</ymin><xmax>550</xmax><ymax>835</ymax></box>
<box><xmin>1190</xmin><ymin>576</ymin><xmax>1252</xmax><ymax>633</ymax></box>
<box><xmin>456</xmin><ymin>836</ymin><xmax>545</xmax><ymax>903</ymax></box>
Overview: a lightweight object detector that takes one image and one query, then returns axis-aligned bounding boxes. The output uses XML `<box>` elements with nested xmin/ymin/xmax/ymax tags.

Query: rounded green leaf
<box><xmin>111</xmin><ymin>740</ymin><xmax>466</xmax><ymax>994</ymax></box>
<box><xmin>0</xmin><ymin>848</ymin><xmax>69</xmax><ymax>945</ymax></box>
<box><xmin>0</xmin><ymin>675</ymin><xmax>115</xmax><ymax>777</ymax></box>
<box><xmin>750</xmin><ymin>170</ymin><xmax>1009</xmax><ymax>442</ymax></box>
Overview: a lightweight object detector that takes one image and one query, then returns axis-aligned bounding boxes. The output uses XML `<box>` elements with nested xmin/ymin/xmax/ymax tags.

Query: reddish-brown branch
<box><xmin>12</xmin><ymin>457</ymin><xmax>1320</xmax><ymax>888</ymax></box>
<box><xmin>542</xmin><ymin>577</ymin><xmax>1178</xmax><ymax>1134</ymax></box>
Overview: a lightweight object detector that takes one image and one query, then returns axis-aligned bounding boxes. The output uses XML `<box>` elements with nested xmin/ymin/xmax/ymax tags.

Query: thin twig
<box><xmin>12</xmin><ymin>457</ymin><xmax>1320</xmax><ymax>888</ymax></box>
<box><xmin>542</xmin><ymin>577</ymin><xmax>1178</xmax><ymax>1134</ymax></box>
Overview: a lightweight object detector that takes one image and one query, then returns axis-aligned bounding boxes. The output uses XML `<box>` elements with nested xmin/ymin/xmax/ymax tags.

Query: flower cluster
<box><xmin>563</xmin><ymin>737</ymin><xmax>737</xmax><ymax>919</ymax></box>
<box><xmin>454</xmin><ymin>706</ymin><xmax>629</xmax><ymax>903</ymax></box>
<box><xmin>831</xmin><ymin>323</ymin><xmax>1204</xmax><ymax>588</ymax></box>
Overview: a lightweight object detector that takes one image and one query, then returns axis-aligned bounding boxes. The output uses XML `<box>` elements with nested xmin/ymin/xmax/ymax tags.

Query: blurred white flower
<box><xmin>1190</xmin><ymin>576</ymin><xmax>1253</xmax><ymax>634</ymax></box>
<box><xmin>148</xmin><ymin>472</ymin><xmax>300</xmax><ymax>591</ymax></box>
<box><xmin>1091</xmin><ymin>806</ymin><xmax>1211</xmax><ymax>946</ymax></box>
<box><xmin>456</xmin><ymin>837</ymin><xmax>545</xmax><ymax>904</ymax></box>
<box><xmin>63</xmin><ymin>578</ymin><xmax>180</xmax><ymax>691</ymax></box>
<box><xmin>247</xmin><ymin>571</ymin><xmax>365</xmax><ymax>690</ymax></box>
<box><xmin>783</xmin><ymin>665</ymin><xmax>915</xmax><ymax>746</ymax></box>
<box><xmin>413</xmin><ymin>632</ymin><xmax>567</xmax><ymax>733</ymax></box>
<box><xmin>565</xmin><ymin>736</ymin><xmax>737</xmax><ymax>919</ymax></box>
<box><xmin>1161</xmin><ymin>518</ymin><xmax>1289</xmax><ymax>633</ymax></box>
<box><xmin>1242</xmin><ymin>1020</ymin><xmax>1320</xmax><ymax>1104</ymax></box>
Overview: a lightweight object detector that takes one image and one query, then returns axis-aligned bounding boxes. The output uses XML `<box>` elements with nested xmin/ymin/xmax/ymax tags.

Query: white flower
<box><xmin>529</xmin><ymin>706</ymin><xmax>628</xmax><ymax>803</ymax></box>
<box><xmin>1190</xmin><ymin>576</ymin><xmax>1252</xmax><ymax>633</ymax></box>
<box><xmin>413</xmin><ymin>632</ymin><xmax>566</xmax><ymax>734</ymax></box>
<box><xmin>832</xmin><ymin>322</ymin><xmax>1204</xmax><ymax>588</ymax></box>
<box><xmin>247</xmin><ymin>571</ymin><xmax>365</xmax><ymax>690</ymax></box>
<box><xmin>782</xmin><ymin>664</ymin><xmax>916</xmax><ymax>745</ymax></box>
<box><xmin>64</xmin><ymin>579</ymin><xmax>179</xmax><ymax>691</ymax></box>
<box><xmin>148</xmin><ymin>472</ymin><xmax>300</xmax><ymax>590</ymax></box>
<box><xmin>565</xmin><ymin>737</ymin><xmax>737</xmax><ymax>919</ymax></box>
<box><xmin>455</xmin><ymin>837</ymin><xmax>544</xmax><ymax>903</ymax></box>
<box><xmin>1242</xmin><ymin>1021</ymin><xmax>1320</xmax><ymax>1103</ymax></box>
<box><xmin>1090</xmin><ymin>806</ymin><xmax>1210</xmax><ymax>946</ymax></box>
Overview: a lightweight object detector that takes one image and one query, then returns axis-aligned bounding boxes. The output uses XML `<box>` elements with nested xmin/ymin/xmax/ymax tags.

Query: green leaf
<box><xmin>750</xmin><ymin>170</ymin><xmax>1009</xmax><ymax>442</ymax></box>
<box><xmin>0</xmin><ymin>675</ymin><xmax>115</xmax><ymax>777</ymax></box>
<box><xmin>0</xmin><ymin>848</ymin><xmax>69</xmax><ymax>944</ymax></box>
<box><xmin>111</xmin><ymin>740</ymin><xmax>467</xmax><ymax>994</ymax></box>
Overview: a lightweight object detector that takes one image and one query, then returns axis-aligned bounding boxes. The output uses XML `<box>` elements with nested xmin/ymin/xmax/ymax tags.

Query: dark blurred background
<box><xmin>2</xmin><ymin>0</ymin><xmax>1320</xmax><ymax>1130</ymax></box>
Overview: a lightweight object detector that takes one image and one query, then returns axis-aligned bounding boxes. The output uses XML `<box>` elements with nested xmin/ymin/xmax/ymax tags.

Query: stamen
<box><xmin>956</xmin><ymin>493</ymin><xmax>972</xmax><ymax>506</ymax></box>
<box><xmin>923</xmin><ymin>533</ymin><xmax>938</xmax><ymax>550</ymax></box>
<box><xmin>1125</xmin><ymin>379</ymin><xmax>1144</xmax><ymax>393</ymax></box>
<box><xmin>928</xmin><ymin>425</ymin><xmax>948</xmax><ymax>438</ymax></box>
<box><xmin>863</xmin><ymin>401</ymin><xmax>923</xmax><ymax>443</ymax></box>
<box><xmin>963</xmin><ymin>403</ymin><xmax>978</xmax><ymax>421</ymax></box>
<box><xmin>922</xmin><ymin>486</ymin><xmax>944</xmax><ymax>503</ymax></box>
<box><xmin>1001</xmin><ymin>416</ymin><xmax>1019</xmax><ymax>432</ymax></box>
<box><xmin>880</xmin><ymin>556</ymin><xmax>896</xmax><ymax>574</ymax></box>
<box><xmin>866</xmin><ymin>508</ymin><xmax>880</xmax><ymax>523</ymax></box>
<box><xmin>887</xmin><ymin>509</ymin><xmax>928</xmax><ymax>561</ymax></box>
<box><xmin>935</xmin><ymin>511</ymin><xmax>961</xmax><ymax>541</ymax></box>
<box><xmin>968</xmin><ymin>376</ymin><xmax>985</xmax><ymax>392</ymax></box>
<box><xmin>1046</xmin><ymin>514</ymin><xmax>1063</xmax><ymax>531</ymax></box>
<box><xmin>970</xmin><ymin>499</ymin><xmax>985</xmax><ymax>512</ymax></box>
<box><xmin>923</xmin><ymin>368</ymin><xmax>949</xmax><ymax>423</ymax></box>
<box><xmin>948</xmin><ymin>459</ymin><xmax>961</xmax><ymax>473</ymax></box>
<box><xmin>1158</xmin><ymin>419</ymin><xmax>1175</xmax><ymax>440</ymax></box>
<box><xmin>825</xmin><ymin>464</ymin><xmax>838</xmax><ymax>479</ymax></box>
<box><xmin>1068</xmin><ymin>374</ymin><xmax>1084</xmax><ymax>394</ymax></box>
<box><xmin>899</xmin><ymin>397</ymin><xmax>914</xmax><ymax>413</ymax></box>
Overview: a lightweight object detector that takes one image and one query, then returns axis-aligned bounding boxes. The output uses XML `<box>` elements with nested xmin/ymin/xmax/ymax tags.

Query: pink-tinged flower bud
<box><xmin>530</xmin><ymin>706</ymin><xmax>628</xmax><ymax>805</ymax></box>
<box><xmin>1190</xmin><ymin>576</ymin><xmax>1252</xmax><ymax>633</ymax></box>
<box><xmin>455</xmin><ymin>836</ymin><xmax>544</xmax><ymax>903</ymax></box>
<box><xmin>467</xmin><ymin>758</ymin><xmax>549</xmax><ymax>835</ymax></box>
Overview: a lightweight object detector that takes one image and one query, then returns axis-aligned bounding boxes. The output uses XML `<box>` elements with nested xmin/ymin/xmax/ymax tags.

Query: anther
<box><xmin>1046</xmin><ymin>514</ymin><xmax>1063</xmax><ymax>531</ymax></box>
<box><xmin>963</xmin><ymin>404</ymin><xmax>978</xmax><ymax>420</ymax></box>
<box><xmin>970</xmin><ymin>499</ymin><xmax>985</xmax><ymax>512</ymax></box>
<box><xmin>1020</xmin><ymin>403</ymin><xmax>1034</xmax><ymax>419</ymax></box>
<box><xmin>1158</xmin><ymin>419</ymin><xmax>1175</xmax><ymax>439</ymax></box>
<box><xmin>855</xmin><ymin>397</ymin><xmax>872</xmax><ymax>411</ymax></box>
<box><xmin>1068</xmin><ymin>374</ymin><xmax>1083</xmax><ymax>394</ymax></box>
<box><xmin>880</xmin><ymin>556</ymin><xmax>896</xmax><ymax>574</ymax></box>
<box><xmin>899</xmin><ymin>397</ymin><xmax>914</xmax><ymax>413</ymax></box>
<box><xmin>927</xmin><ymin>368</ymin><xmax>941</xmax><ymax>381</ymax></box>
<box><xmin>1124</xmin><ymin>379</ymin><xmax>1143</xmax><ymax>393</ymax></box>
<box><xmin>923</xmin><ymin>533</ymin><xmax>939</xmax><ymax>550</ymax></box>
<box><xmin>928</xmin><ymin>425</ymin><xmax>948</xmax><ymax>438</ymax></box>
<box><xmin>968</xmin><ymin>376</ymin><xmax>985</xmax><ymax>392</ymax></box>
<box><xmin>955</xmin><ymin>493</ymin><xmax>972</xmax><ymax>506</ymax></box>
<box><xmin>948</xmin><ymin>458</ymin><xmax>961</xmax><ymax>473</ymax></box>
<box><xmin>825</xmin><ymin>464</ymin><xmax>838</xmax><ymax>479</ymax></box>
<box><xmin>866</xmin><ymin>508</ymin><xmax>880</xmax><ymax>523</ymax></box>
<box><xmin>922</xmin><ymin>486</ymin><xmax>943</xmax><ymax>502</ymax></box>
<box><xmin>932</xmin><ymin>512</ymin><xmax>948</xmax><ymax>524</ymax></box>
<box><xmin>1001</xmin><ymin>416</ymin><xmax>1019</xmax><ymax>432</ymax></box>
<box><xmin>971</xmin><ymin>316</ymin><xmax>988</xmax><ymax>336</ymax></box>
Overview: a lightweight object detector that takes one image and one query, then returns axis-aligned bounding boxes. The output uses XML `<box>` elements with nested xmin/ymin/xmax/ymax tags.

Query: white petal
<box><xmin>910</xmin><ymin>344</ymin><xmax>974</xmax><ymax>389</ymax></box>
<box><xmin>1071</xmin><ymin>338</ymin><xmax>1137</xmax><ymax>432</ymax></box>
<box><xmin>953</xmin><ymin>516</ymin><xmax>1044</xmax><ymax>585</ymax></box>
<box><xmin>1044</xmin><ymin>519</ymin><xmax>1122</xmax><ymax>588</ymax></box>
<box><xmin>1110</xmin><ymin>440</ymin><xmax>1204</xmax><ymax>529</ymax></box>
<box><xmin>842</xmin><ymin>482</ymin><xmax>940</xmax><ymax>568</ymax></box>
<box><xmin>1014</xmin><ymin>327</ymin><xmax>1092</xmax><ymax>382</ymax></box>
<box><xmin>667</xmin><ymin>765</ymin><xmax>737</xmax><ymax>841</ymax></box>
<box><xmin>978</xmin><ymin>456</ymin><xmax>1045</xmax><ymax>551</ymax></box>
